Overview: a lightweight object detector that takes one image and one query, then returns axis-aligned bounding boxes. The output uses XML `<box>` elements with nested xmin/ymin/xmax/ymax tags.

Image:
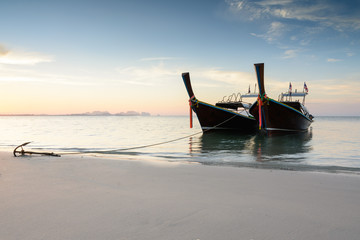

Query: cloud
<box><xmin>327</xmin><ymin>58</ymin><xmax>342</xmax><ymax>62</ymax></box>
<box><xmin>199</xmin><ymin>69</ymin><xmax>254</xmax><ymax>85</ymax></box>
<box><xmin>251</xmin><ymin>21</ymin><xmax>285</xmax><ymax>42</ymax></box>
<box><xmin>282</xmin><ymin>49</ymin><xmax>298</xmax><ymax>59</ymax></box>
<box><xmin>227</xmin><ymin>0</ymin><xmax>360</xmax><ymax>47</ymax></box>
<box><xmin>227</xmin><ymin>0</ymin><xmax>360</xmax><ymax>30</ymax></box>
<box><xmin>0</xmin><ymin>44</ymin><xmax>54</xmax><ymax>65</ymax></box>
<box><xmin>140</xmin><ymin>57</ymin><xmax>177</xmax><ymax>62</ymax></box>
<box><xmin>227</xmin><ymin>0</ymin><xmax>319</xmax><ymax>21</ymax></box>
<box><xmin>114</xmin><ymin>60</ymin><xmax>257</xmax><ymax>92</ymax></box>
<box><xmin>0</xmin><ymin>44</ymin><xmax>10</xmax><ymax>56</ymax></box>
<box><xmin>309</xmin><ymin>78</ymin><xmax>360</xmax><ymax>102</ymax></box>
<box><xmin>115</xmin><ymin>62</ymin><xmax>179</xmax><ymax>86</ymax></box>
<box><xmin>0</xmin><ymin>68</ymin><xmax>97</xmax><ymax>86</ymax></box>
<box><xmin>0</xmin><ymin>62</ymin><xmax>97</xmax><ymax>86</ymax></box>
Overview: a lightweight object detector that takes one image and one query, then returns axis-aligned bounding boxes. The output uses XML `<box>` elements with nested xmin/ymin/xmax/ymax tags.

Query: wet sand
<box><xmin>1</xmin><ymin>151</ymin><xmax>360</xmax><ymax>240</ymax></box>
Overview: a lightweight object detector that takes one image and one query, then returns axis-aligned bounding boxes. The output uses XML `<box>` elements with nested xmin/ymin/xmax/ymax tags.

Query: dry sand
<box><xmin>1</xmin><ymin>151</ymin><xmax>360</xmax><ymax>240</ymax></box>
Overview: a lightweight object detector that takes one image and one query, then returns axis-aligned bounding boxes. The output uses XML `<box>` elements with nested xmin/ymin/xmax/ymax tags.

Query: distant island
<box><xmin>69</xmin><ymin>111</ymin><xmax>151</xmax><ymax>116</ymax></box>
<box><xmin>0</xmin><ymin>111</ymin><xmax>152</xmax><ymax>116</ymax></box>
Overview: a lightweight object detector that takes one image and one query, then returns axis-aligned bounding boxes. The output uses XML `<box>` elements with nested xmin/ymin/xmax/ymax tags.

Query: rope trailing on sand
<box><xmin>15</xmin><ymin>114</ymin><xmax>239</xmax><ymax>157</ymax></box>
<box><xmin>60</xmin><ymin>114</ymin><xmax>238</xmax><ymax>155</ymax></box>
<box><xmin>60</xmin><ymin>131</ymin><xmax>204</xmax><ymax>155</ymax></box>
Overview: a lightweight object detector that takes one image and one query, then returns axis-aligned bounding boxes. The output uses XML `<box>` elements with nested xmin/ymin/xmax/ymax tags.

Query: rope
<box><xmin>59</xmin><ymin>113</ymin><xmax>239</xmax><ymax>156</ymax></box>
<box><xmin>60</xmin><ymin>131</ymin><xmax>203</xmax><ymax>155</ymax></box>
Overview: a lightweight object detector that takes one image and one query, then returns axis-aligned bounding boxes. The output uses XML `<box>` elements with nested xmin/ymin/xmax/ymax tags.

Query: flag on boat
<box><xmin>304</xmin><ymin>82</ymin><xmax>308</xmax><ymax>93</ymax></box>
<box><xmin>289</xmin><ymin>82</ymin><xmax>292</xmax><ymax>93</ymax></box>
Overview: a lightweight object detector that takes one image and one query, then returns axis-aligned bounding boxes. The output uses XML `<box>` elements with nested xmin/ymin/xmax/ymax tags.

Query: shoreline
<box><xmin>7</xmin><ymin>146</ymin><xmax>360</xmax><ymax>175</ymax></box>
<box><xmin>1</xmin><ymin>151</ymin><xmax>360</xmax><ymax>240</ymax></box>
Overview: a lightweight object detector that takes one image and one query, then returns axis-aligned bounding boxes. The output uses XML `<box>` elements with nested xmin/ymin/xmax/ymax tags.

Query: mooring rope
<box><xmin>59</xmin><ymin>131</ymin><xmax>203</xmax><ymax>155</ymax></box>
<box><xmin>59</xmin><ymin>113</ymin><xmax>239</xmax><ymax>156</ymax></box>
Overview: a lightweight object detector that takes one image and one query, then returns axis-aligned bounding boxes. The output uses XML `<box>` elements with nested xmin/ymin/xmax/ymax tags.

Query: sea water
<box><xmin>0</xmin><ymin>115</ymin><xmax>359</xmax><ymax>173</ymax></box>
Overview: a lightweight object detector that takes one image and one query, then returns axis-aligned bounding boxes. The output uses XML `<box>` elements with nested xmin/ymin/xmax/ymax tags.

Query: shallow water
<box><xmin>1</xmin><ymin>115</ymin><xmax>359</xmax><ymax>173</ymax></box>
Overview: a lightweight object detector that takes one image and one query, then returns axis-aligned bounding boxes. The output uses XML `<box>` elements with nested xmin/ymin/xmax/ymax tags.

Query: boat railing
<box><xmin>220</xmin><ymin>92</ymin><xmax>258</xmax><ymax>103</ymax></box>
<box><xmin>220</xmin><ymin>92</ymin><xmax>242</xmax><ymax>103</ymax></box>
<box><xmin>216</xmin><ymin>91</ymin><xmax>258</xmax><ymax>113</ymax></box>
<box><xmin>279</xmin><ymin>90</ymin><xmax>308</xmax><ymax>104</ymax></box>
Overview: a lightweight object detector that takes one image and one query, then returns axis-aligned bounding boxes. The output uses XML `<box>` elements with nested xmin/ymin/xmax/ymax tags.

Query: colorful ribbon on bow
<box><xmin>257</xmin><ymin>93</ymin><xmax>268</xmax><ymax>130</ymax></box>
<box><xmin>189</xmin><ymin>96</ymin><xmax>197</xmax><ymax>128</ymax></box>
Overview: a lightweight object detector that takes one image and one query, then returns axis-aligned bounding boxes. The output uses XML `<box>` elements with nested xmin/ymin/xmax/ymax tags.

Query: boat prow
<box><xmin>182</xmin><ymin>72</ymin><xmax>257</xmax><ymax>133</ymax></box>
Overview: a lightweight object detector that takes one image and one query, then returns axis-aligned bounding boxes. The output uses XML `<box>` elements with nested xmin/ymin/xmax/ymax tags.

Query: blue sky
<box><xmin>0</xmin><ymin>0</ymin><xmax>359</xmax><ymax>115</ymax></box>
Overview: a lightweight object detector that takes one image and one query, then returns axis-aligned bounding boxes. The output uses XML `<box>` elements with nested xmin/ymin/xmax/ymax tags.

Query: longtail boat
<box><xmin>182</xmin><ymin>72</ymin><xmax>257</xmax><ymax>132</ymax></box>
<box><xmin>249</xmin><ymin>63</ymin><xmax>314</xmax><ymax>134</ymax></box>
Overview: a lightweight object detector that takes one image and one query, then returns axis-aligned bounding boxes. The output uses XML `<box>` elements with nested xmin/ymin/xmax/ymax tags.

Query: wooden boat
<box><xmin>182</xmin><ymin>72</ymin><xmax>257</xmax><ymax>132</ymax></box>
<box><xmin>249</xmin><ymin>63</ymin><xmax>314</xmax><ymax>134</ymax></box>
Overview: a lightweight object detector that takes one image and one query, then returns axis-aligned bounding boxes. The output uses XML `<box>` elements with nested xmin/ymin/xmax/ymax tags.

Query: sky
<box><xmin>0</xmin><ymin>0</ymin><xmax>359</xmax><ymax>116</ymax></box>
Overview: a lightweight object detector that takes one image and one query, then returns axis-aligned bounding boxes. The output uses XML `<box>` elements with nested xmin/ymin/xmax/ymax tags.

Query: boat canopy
<box><xmin>279</xmin><ymin>91</ymin><xmax>308</xmax><ymax>104</ymax></box>
<box><xmin>281</xmin><ymin>92</ymin><xmax>307</xmax><ymax>97</ymax></box>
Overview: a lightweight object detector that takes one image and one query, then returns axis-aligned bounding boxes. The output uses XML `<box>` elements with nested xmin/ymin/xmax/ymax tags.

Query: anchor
<box><xmin>13</xmin><ymin>142</ymin><xmax>61</xmax><ymax>157</ymax></box>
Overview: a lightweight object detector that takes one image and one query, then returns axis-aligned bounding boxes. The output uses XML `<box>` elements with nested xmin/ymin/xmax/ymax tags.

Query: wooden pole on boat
<box><xmin>255</xmin><ymin>63</ymin><xmax>265</xmax><ymax>95</ymax></box>
<box><xmin>182</xmin><ymin>72</ymin><xmax>195</xmax><ymax>128</ymax></box>
<box><xmin>182</xmin><ymin>73</ymin><xmax>195</xmax><ymax>98</ymax></box>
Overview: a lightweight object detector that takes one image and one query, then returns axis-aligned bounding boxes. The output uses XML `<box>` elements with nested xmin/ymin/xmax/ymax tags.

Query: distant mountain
<box><xmin>115</xmin><ymin>111</ymin><xmax>151</xmax><ymax>116</ymax></box>
<box><xmin>70</xmin><ymin>111</ymin><xmax>151</xmax><ymax>116</ymax></box>
<box><xmin>83</xmin><ymin>111</ymin><xmax>112</xmax><ymax>116</ymax></box>
<box><xmin>0</xmin><ymin>111</ymin><xmax>151</xmax><ymax>116</ymax></box>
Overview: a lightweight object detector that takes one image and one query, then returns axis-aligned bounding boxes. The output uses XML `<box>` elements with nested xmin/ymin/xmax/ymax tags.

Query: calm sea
<box><xmin>0</xmin><ymin>115</ymin><xmax>359</xmax><ymax>173</ymax></box>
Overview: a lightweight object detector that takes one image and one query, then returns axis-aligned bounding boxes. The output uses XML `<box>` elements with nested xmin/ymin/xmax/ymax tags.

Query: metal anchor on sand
<box><xmin>13</xmin><ymin>142</ymin><xmax>61</xmax><ymax>157</ymax></box>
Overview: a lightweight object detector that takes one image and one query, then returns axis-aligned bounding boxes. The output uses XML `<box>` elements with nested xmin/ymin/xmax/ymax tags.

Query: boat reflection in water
<box><xmin>188</xmin><ymin>130</ymin><xmax>313</xmax><ymax>170</ymax></box>
<box><xmin>249</xmin><ymin>130</ymin><xmax>313</xmax><ymax>164</ymax></box>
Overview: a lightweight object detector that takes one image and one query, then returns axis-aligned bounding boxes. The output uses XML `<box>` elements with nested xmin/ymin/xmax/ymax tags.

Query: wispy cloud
<box><xmin>250</xmin><ymin>21</ymin><xmax>285</xmax><ymax>42</ymax></box>
<box><xmin>227</xmin><ymin>0</ymin><xmax>360</xmax><ymax>30</ymax></box>
<box><xmin>115</xmin><ymin>61</ymin><xmax>256</xmax><ymax>92</ymax></box>
<box><xmin>0</xmin><ymin>45</ymin><xmax>54</xmax><ymax>65</ymax></box>
<box><xmin>309</xmin><ymin>78</ymin><xmax>360</xmax><ymax>100</ymax></box>
<box><xmin>0</xmin><ymin>66</ymin><xmax>97</xmax><ymax>86</ymax></box>
<box><xmin>0</xmin><ymin>44</ymin><xmax>10</xmax><ymax>56</ymax></box>
<box><xmin>282</xmin><ymin>49</ymin><xmax>299</xmax><ymax>59</ymax></box>
<box><xmin>115</xmin><ymin>62</ymin><xmax>179</xmax><ymax>86</ymax></box>
<box><xmin>226</xmin><ymin>0</ymin><xmax>360</xmax><ymax>50</ymax></box>
<box><xmin>327</xmin><ymin>58</ymin><xmax>343</xmax><ymax>62</ymax></box>
<box><xmin>140</xmin><ymin>57</ymin><xmax>177</xmax><ymax>62</ymax></box>
<box><xmin>199</xmin><ymin>69</ymin><xmax>254</xmax><ymax>85</ymax></box>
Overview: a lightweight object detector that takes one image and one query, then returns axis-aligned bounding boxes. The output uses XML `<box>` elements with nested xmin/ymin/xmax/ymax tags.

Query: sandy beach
<box><xmin>1</xmin><ymin>151</ymin><xmax>360</xmax><ymax>240</ymax></box>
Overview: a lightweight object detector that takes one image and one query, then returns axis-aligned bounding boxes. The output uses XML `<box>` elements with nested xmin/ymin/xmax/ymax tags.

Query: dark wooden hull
<box><xmin>249</xmin><ymin>98</ymin><xmax>313</xmax><ymax>134</ymax></box>
<box><xmin>182</xmin><ymin>72</ymin><xmax>257</xmax><ymax>133</ymax></box>
<box><xmin>191</xmin><ymin>99</ymin><xmax>257</xmax><ymax>132</ymax></box>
